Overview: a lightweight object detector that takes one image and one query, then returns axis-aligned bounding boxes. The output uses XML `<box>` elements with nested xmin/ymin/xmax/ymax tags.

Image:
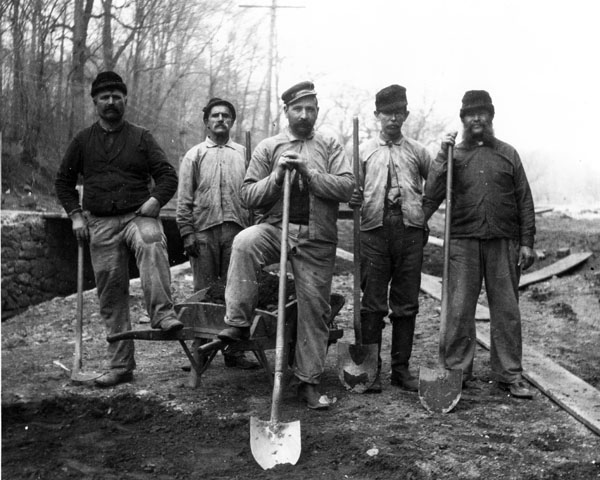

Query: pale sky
<box><xmin>263</xmin><ymin>0</ymin><xmax>600</xmax><ymax>203</ymax></box>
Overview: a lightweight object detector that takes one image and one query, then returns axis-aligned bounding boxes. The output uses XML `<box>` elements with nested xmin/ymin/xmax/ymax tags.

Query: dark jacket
<box><xmin>55</xmin><ymin>121</ymin><xmax>177</xmax><ymax>216</ymax></box>
<box><xmin>423</xmin><ymin>137</ymin><xmax>535</xmax><ymax>248</ymax></box>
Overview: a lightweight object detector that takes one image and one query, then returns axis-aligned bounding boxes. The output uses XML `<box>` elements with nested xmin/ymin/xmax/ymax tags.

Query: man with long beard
<box><xmin>423</xmin><ymin>90</ymin><xmax>536</xmax><ymax>399</ymax></box>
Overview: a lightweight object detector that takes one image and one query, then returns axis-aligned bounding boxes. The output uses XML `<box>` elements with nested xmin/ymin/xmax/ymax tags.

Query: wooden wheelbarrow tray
<box><xmin>107</xmin><ymin>288</ymin><xmax>345</xmax><ymax>387</ymax></box>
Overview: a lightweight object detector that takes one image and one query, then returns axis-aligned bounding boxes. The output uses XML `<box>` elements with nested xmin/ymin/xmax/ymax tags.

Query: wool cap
<box><xmin>281</xmin><ymin>81</ymin><xmax>317</xmax><ymax>105</ymax></box>
<box><xmin>90</xmin><ymin>71</ymin><xmax>127</xmax><ymax>97</ymax></box>
<box><xmin>375</xmin><ymin>85</ymin><xmax>408</xmax><ymax>112</ymax></box>
<box><xmin>460</xmin><ymin>90</ymin><xmax>495</xmax><ymax>118</ymax></box>
<box><xmin>202</xmin><ymin>97</ymin><xmax>237</xmax><ymax>122</ymax></box>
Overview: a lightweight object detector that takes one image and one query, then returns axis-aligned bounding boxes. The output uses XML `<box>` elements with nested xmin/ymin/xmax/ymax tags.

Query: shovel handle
<box><xmin>441</xmin><ymin>145</ymin><xmax>454</xmax><ymax>322</ymax></box>
<box><xmin>352</xmin><ymin>117</ymin><xmax>363</xmax><ymax>346</ymax></box>
<box><xmin>73</xmin><ymin>240</ymin><xmax>84</xmax><ymax>373</ymax></box>
<box><xmin>270</xmin><ymin>169</ymin><xmax>291</xmax><ymax>424</ymax></box>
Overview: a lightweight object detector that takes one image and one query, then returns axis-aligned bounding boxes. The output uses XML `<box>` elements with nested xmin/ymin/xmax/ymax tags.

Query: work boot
<box><xmin>361</xmin><ymin>312</ymin><xmax>384</xmax><ymax>393</ymax></box>
<box><xmin>498</xmin><ymin>379</ymin><xmax>534</xmax><ymax>399</ymax></box>
<box><xmin>390</xmin><ymin>367</ymin><xmax>418</xmax><ymax>391</ymax></box>
<box><xmin>223</xmin><ymin>351</ymin><xmax>260</xmax><ymax>369</ymax></box>
<box><xmin>217</xmin><ymin>326</ymin><xmax>250</xmax><ymax>342</ymax></box>
<box><xmin>94</xmin><ymin>370</ymin><xmax>133</xmax><ymax>388</ymax></box>
<box><xmin>158</xmin><ymin>316</ymin><xmax>184</xmax><ymax>332</ymax></box>
<box><xmin>390</xmin><ymin>315</ymin><xmax>418</xmax><ymax>392</ymax></box>
<box><xmin>297</xmin><ymin>382</ymin><xmax>330</xmax><ymax>410</ymax></box>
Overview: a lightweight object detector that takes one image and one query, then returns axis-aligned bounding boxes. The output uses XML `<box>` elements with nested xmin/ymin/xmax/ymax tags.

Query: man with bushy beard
<box><xmin>217</xmin><ymin>81</ymin><xmax>354</xmax><ymax>410</ymax></box>
<box><xmin>55</xmin><ymin>71</ymin><xmax>182</xmax><ymax>388</ymax></box>
<box><xmin>423</xmin><ymin>90</ymin><xmax>536</xmax><ymax>399</ymax></box>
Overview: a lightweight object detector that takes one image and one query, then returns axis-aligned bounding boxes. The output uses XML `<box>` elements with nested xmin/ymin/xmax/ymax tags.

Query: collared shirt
<box><xmin>242</xmin><ymin>127</ymin><xmax>354</xmax><ymax>243</ymax></box>
<box><xmin>423</xmin><ymin>137</ymin><xmax>536</xmax><ymax>247</ymax></box>
<box><xmin>358</xmin><ymin>135</ymin><xmax>431</xmax><ymax>230</ymax></box>
<box><xmin>176</xmin><ymin>137</ymin><xmax>249</xmax><ymax>237</ymax></box>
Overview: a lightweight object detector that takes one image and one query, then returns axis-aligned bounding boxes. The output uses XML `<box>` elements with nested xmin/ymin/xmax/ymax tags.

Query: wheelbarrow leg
<box><xmin>189</xmin><ymin>338</ymin><xmax>202</xmax><ymax>388</ymax></box>
<box><xmin>251</xmin><ymin>348</ymin><xmax>273</xmax><ymax>386</ymax></box>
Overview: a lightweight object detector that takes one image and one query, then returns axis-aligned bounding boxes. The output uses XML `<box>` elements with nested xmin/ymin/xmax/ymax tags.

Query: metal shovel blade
<box><xmin>337</xmin><ymin>342</ymin><xmax>379</xmax><ymax>393</ymax></box>
<box><xmin>250</xmin><ymin>416</ymin><xmax>301</xmax><ymax>470</ymax></box>
<box><xmin>418</xmin><ymin>367</ymin><xmax>462</xmax><ymax>414</ymax></box>
<box><xmin>53</xmin><ymin>360</ymin><xmax>101</xmax><ymax>383</ymax></box>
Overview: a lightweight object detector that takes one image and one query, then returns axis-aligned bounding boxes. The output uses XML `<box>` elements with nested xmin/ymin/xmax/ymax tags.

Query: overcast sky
<box><xmin>258</xmin><ymin>0</ymin><xmax>599</xmax><ymax>203</ymax></box>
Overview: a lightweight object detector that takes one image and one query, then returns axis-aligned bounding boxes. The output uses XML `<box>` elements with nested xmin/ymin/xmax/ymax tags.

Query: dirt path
<box><xmin>2</xmin><ymin>213</ymin><xmax>600</xmax><ymax>479</ymax></box>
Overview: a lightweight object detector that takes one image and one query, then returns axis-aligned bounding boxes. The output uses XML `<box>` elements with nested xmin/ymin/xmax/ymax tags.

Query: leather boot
<box><xmin>361</xmin><ymin>312</ymin><xmax>384</xmax><ymax>393</ymax></box>
<box><xmin>390</xmin><ymin>315</ymin><xmax>418</xmax><ymax>392</ymax></box>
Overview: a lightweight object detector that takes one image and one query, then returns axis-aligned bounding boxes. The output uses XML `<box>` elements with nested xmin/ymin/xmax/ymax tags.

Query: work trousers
<box><xmin>190</xmin><ymin>222</ymin><xmax>243</xmax><ymax>291</ymax></box>
<box><xmin>224</xmin><ymin>222</ymin><xmax>336</xmax><ymax>384</ymax></box>
<box><xmin>440</xmin><ymin>237</ymin><xmax>523</xmax><ymax>383</ymax></box>
<box><xmin>88</xmin><ymin>212</ymin><xmax>176</xmax><ymax>372</ymax></box>
<box><xmin>360</xmin><ymin>211</ymin><xmax>424</xmax><ymax>319</ymax></box>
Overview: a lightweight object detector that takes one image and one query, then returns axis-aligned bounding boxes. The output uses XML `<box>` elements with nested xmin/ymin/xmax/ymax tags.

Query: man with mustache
<box><xmin>176</xmin><ymin>97</ymin><xmax>257</xmax><ymax>369</ymax></box>
<box><xmin>350</xmin><ymin>85</ymin><xmax>432</xmax><ymax>392</ymax></box>
<box><xmin>217</xmin><ymin>81</ymin><xmax>354</xmax><ymax>409</ymax></box>
<box><xmin>55</xmin><ymin>71</ymin><xmax>182</xmax><ymax>387</ymax></box>
<box><xmin>423</xmin><ymin>90</ymin><xmax>536</xmax><ymax>399</ymax></box>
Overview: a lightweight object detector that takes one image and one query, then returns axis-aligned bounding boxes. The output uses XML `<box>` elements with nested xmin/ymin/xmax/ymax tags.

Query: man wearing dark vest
<box><xmin>55</xmin><ymin>71</ymin><xmax>182</xmax><ymax>388</ymax></box>
<box><xmin>350</xmin><ymin>85</ymin><xmax>432</xmax><ymax>392</ymax></box>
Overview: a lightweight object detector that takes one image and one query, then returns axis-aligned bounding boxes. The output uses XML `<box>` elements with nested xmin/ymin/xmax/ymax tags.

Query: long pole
<box><xmin>440</xmin><ymin>145</ymin><xmax>454</xmax><ymax>360</ymax></box>
<box><xmin>352</xmin><ymin>117</ymin><xmax>362</xmax><ymax>346</ymax></box>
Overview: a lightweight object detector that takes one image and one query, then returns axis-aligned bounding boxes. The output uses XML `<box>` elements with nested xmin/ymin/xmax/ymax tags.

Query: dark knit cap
<box><xmin>281</xmin><ymin>81</ymin><xmax>317</xmax><ymax>105</ymax></box>
<box><xmin>460</xmin><ymin>90</ymin><xmax>495</xmax><ymax>118</ymax></box>
<box><xmin>375</xmin><ymin>85</ymin><xmax>408</xmax><ymax>112</ymax></box>
<box><xmin>90</xmin><ymin>71</ymin><xmax>127</xmax><ymax>97</ymax></box>
<box><xmin>202</xmin><ymin>98</ymin><xmax>237</xmax><ymax>122</ymax></box>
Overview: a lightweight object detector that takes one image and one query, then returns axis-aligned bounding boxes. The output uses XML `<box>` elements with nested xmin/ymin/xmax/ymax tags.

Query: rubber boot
<box><xmin>390</xmin><ymin>315</ymin><xmax>418</xmax><ymax>391</ymax></box>
<box><xmin>361</xmin><ymin>312</ymin><xmax>384</xmax><ymax>393</ymax></box>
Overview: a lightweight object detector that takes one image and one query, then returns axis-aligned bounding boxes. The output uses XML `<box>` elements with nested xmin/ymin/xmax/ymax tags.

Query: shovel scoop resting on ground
<box><xmin>418</xmin><ymin>144</ymin><xmax>462</xmax><ymax>413</ymax></box>
<box><xmin>337</xmin><ymin>117</ymin><xmax>378</xmax><ymax>393</ymax></box>
<box><xmin>250</xmin><ymin>169</ymin><xmax>301</xmax><ymax>470</ymax></box>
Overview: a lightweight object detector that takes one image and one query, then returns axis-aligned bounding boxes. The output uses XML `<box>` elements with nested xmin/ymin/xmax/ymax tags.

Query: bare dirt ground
<box><xmin>2</xmin><ymin>211</ymin><xmax>600</xmax><ymax>479</ymax></box>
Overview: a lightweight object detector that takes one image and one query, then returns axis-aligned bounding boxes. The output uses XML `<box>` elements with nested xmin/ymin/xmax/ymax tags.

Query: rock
<box><xmin>556</xmin><ymin>247</ymin><xmax>570</xmax><ymax>258</ymax></box>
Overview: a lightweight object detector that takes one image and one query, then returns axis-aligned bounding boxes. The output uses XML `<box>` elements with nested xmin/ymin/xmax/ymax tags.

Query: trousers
<box><xmin>440</xmin><ymin>237</ymin><xmax>523</xmax><ymax>383</ymax></box>
<box><xmin>224</xmin><ymin>222</ymin><xmax>336</xmax><ymax>384</ymax></box>
<box><xmin>88</xmin><ymin>212</ymin><xmax>177</xmax><ymax>372</ymax></box>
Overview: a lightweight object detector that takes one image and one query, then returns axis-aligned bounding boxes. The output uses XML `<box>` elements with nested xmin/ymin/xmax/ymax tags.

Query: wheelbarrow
<box><xmin>107</xmin><ymin>289</ymin><xmax>345</xmax><ymax>388</ymax></box>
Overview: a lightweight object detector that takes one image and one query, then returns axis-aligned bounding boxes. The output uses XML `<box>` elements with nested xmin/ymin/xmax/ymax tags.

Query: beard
<box><xmin>462</xmin><ymin>121</ymin><xmax>495</xmax><ymax>146</ymax></box>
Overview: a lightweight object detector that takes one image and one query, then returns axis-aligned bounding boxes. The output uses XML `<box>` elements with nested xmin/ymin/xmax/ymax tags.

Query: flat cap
<box><xmin>91</xmin><ymin>71</ymin><xmax>127</xmax><ymax>97</ymax></box>
<box><xmin>460</xmin><ymin>90</ymin><xmax>495</xmax><ymax>118</ymax></box>
<box><xmin>202</xmin><ymin>97</ymin><xmax>237</xmax><ymax>122</ymax></box>
<box><xmin>281</xmin><ymin>81</ymin><xmax>317</xmax><ymax>105</ymax></box>
<box><xmin>375</xmin><ymin>85</ymin><xmax>408</xmax><ymax>112</ymax></box>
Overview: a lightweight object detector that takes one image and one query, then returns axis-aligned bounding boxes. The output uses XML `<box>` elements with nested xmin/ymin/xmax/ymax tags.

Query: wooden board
<box><xmin>519</xmin><ymin>252</ymin><xmax>593</xmax><ymax>289</ymax></box>
<box><xmin>476</xmin><ymin>322</ymin><xmax>600</xmax><ymax>436</ymax></box>
<box><xmin>420</xmin><ymin>273</ymin><xmax>490</xmax><ymax>321</ymax></box>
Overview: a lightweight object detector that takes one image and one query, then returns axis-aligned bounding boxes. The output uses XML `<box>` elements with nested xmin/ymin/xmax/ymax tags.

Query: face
<box><xmin>94</xmin><ymin>89</ymin><xmax>126</xmax><ymax>123</ymax></box>
<box><xmin>462</xmin><ymin>109</ymin><xmax>493</xmax><ymax>137</ymax></box>
<box><xmin>205</xmin><ymin>105</ymin><xmax>233</xmax><ymax>137</ymax></box>
<box><xmin>376</xmin><ymin>108</ymin><xmax>409</xmax><ymax>140</ymax></box>
<box><xmin>285</xmin><ymin>96</ymin><xmax>318</xmax><ymax>138</ymax></box>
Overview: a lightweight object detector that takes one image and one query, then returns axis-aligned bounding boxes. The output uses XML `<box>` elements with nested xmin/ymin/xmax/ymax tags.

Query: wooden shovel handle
<box><xmin>352</xmin><ymin>117</ymin><xmax>363</xmax><ymax>346</ymax></box>
<box><xmin>270</xmin><ymin>169</ymin><xmax>291</xmax><ymax>424</ymax></box>
<box><xmin>441</xmin><ymin>145</ymin><xmax>454</xmax><ymax>321</ymax></box>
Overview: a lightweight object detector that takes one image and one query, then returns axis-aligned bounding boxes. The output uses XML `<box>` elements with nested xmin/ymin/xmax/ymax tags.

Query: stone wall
<box><xmin>1</xmin><ymin>211</ymin><xmax>186</xmax><ymax>320</ymax></box>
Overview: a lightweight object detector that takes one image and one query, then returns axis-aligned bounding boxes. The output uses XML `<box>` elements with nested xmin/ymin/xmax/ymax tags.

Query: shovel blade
<box><xmin>71</xmin><ymin>370</ymin><xmax>102</xmax><ymax>383</ymax></box>
<box><xmin>250</xmin><ymin>416</ymin><xmax>301</xmax><ymax>470</ymax></box>
<box><xmin>418</xmin><ymin>367</ymin><xmax>462</xmax><ymax>414</ymax></box>
<box><xmin>337</xmin><ymin>342</ymin><xmax>379</xmax><ymax>393</ymax></box>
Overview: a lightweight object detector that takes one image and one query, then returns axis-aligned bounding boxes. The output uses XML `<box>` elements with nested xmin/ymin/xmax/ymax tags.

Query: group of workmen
<box><xmin>55</xmin><ymin>71</ymin><xmax>536</xmax><ymax>410</ymax></box>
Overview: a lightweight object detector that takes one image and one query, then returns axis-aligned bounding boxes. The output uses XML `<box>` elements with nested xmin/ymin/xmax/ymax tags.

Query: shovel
<box><xmin>419</xmin><ymin>144</ymin><xmax>462</xmax><ymax>413</ymax></box>
<box><xmin>337</xmin><ymin>117</ymin><xmax>378</xmax><ymax>393</ymax></box>
<box><xmin>250</xmin><ymin>169</ymin><xmax>301</xmax><ymax>470</ymax></box>
<box><xmin>69</xmin><ymin>240</ymin><xmax>101</xmax><ymax>382</ymax></box>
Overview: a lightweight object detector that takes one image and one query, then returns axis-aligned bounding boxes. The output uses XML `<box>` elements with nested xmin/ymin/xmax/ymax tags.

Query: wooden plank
<box><xmin>519</xmin><ymin>252</ymin><xmax>593</xmax><ymax>289</ymax></box>
<box><xmin>476</xmin><ymin>322</ymin><xmax>600</xmax><ymax>436</ymax></box>
<box><xmin>420</xmin><ymin>273</ymin><xmax>490</xmax><ymax>321</ymax></box>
